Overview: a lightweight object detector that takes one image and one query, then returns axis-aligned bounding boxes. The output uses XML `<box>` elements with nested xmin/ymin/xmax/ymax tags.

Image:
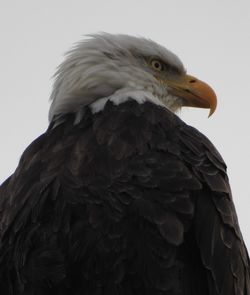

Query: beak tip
<box><xmin>208</xmin><ymin>95</ymin><xmax>217</xmax><ymax>118</ymax></box>
<box><xmin>208</xmin><ymin>107</ymin><xmax>215</xmax><ymax>118</ymax></box>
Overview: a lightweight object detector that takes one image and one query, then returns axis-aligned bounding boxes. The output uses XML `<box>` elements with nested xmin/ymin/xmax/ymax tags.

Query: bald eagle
<box><xmin>0</xmin><ymin>33</ymin><xmax>249</xmax><ymax>295</ymax></box>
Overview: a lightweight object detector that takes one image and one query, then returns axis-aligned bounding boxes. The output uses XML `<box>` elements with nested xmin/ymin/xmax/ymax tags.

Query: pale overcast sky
<box><xmin>0</xmin><ymin>0</ymin><xmax>250</xmax><ymax>249</ymax></box>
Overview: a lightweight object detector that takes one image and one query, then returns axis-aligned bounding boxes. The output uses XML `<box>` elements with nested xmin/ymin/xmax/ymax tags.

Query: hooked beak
<box><xmin>166</xmin><ymin>74</ymin><xmax>217</xmax><ymax>117</ymax></box>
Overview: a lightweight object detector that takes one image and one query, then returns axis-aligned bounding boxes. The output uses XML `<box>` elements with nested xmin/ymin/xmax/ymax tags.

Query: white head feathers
<box><xmin>49</xmin><ymin>33</ymin><xmax>185</xmax><ymax>121</ymax></box>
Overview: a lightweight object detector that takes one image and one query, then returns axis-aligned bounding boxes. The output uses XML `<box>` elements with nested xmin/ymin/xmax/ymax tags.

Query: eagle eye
<box><xmin>150</xmin><ymin>59</ymin><xmax>164</xmax><ymax>72</ymax></box>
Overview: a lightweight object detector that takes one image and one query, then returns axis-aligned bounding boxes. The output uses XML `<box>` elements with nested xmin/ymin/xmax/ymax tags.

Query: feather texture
<box><xmin>0</xmin><ymin>100</ymin><xmax>249</xmax><ymax>295</ymax></box>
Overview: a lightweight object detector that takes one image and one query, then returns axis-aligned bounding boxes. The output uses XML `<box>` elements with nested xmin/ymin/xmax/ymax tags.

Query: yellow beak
<box><xmin>167</xmin><ymin>74</ymin><xmax>217</xmax><ymax>117</ymax></box>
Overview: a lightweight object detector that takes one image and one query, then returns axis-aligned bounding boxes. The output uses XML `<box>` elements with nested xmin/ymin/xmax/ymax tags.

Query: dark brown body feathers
<box><xmin>0</xmin><ymin>100</ymin><xmax>249</xmax><ymax>294</ymax></box>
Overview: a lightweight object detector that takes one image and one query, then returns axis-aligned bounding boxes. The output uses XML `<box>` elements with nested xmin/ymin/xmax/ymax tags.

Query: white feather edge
<box><xmin>90</xmin><ymin>89</ymin><xmax>166</xmax><ymax>114</ymax></box>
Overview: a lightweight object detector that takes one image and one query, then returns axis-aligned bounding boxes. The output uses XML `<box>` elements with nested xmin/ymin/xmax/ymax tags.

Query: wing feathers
<box><xmin>0</xmin><ymin>100</ymin><xmax>249</xmax><ymax>295</ymax></box>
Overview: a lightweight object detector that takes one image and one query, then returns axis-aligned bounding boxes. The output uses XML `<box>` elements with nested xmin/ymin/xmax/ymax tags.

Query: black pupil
<box><xmin>154</xmin><ymin>62</ymin><xmax>160</xmax><ymax>69</ymax></box>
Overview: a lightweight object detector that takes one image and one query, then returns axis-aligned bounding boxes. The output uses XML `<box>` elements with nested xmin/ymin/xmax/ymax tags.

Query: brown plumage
<box><xmin>0</xmin><ymin>100</ymin><xmax>249</xmax><ymax>294</ymax></box>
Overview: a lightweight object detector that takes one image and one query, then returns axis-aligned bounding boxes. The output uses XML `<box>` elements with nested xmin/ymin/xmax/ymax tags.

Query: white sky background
<box><xmin>0</xmin><ymin>0</ymin><xmax>250</xmax><ymax>249</ymax></box>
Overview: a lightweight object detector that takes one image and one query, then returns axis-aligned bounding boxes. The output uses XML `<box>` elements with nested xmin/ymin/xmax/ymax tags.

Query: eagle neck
<box><xmin>90</xmin><ymin>89</ymin><xmax>166</xmax><ymax>114</ymax></box>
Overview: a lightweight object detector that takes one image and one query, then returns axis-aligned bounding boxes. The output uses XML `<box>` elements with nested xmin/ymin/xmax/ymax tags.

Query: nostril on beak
<box><xmin>189</xmin><ymin>79</ymin><xmax>197</xmax><ymax>83</ymax></box>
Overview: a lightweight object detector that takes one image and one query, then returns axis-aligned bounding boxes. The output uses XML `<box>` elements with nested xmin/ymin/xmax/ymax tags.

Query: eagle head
<box><xmin>49</xmin><ymin>33</ymin><xmax>217</xmax><ymax>121</ymax></box>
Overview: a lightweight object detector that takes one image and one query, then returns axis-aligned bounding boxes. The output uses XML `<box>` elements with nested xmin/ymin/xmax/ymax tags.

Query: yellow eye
<box><xmin>150</xmin><ymin>59</ymin><xmax>163</xmax><ymax>71</ymax></box>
